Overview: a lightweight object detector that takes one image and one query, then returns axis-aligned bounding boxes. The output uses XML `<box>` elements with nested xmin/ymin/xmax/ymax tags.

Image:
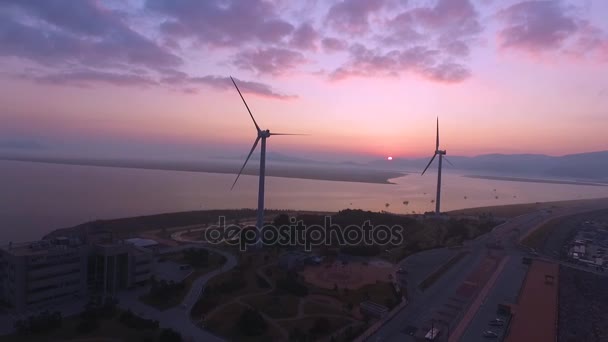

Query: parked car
<box><xmin>489</xmin><ymin>319</ymin><xmax>504</xmax><ymax>327</ymax></box>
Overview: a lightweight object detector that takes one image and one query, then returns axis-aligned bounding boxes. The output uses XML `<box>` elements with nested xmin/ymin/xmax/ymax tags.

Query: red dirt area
<box><xmin>300</xmin><ymin>260</ymin><xmax>394</xmax><ymax>290</ymax></box>
<box><xmin>506</xmin><ymin>260</ymin><xmax>559</xmax><ymax>342</ymax></box>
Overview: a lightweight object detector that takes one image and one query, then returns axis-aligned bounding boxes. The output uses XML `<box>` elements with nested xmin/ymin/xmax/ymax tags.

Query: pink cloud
<box><xmin>321</xmin><ymin>38</ymin><xmax>348</xmax><ymax>52</ymax></box>
<box><xmin>496</xmin><ymin>0</ymin><xmax>608</xmax><ymax>63</ymax></box>
<box><xmin>233</xmin><ymin>48</ymin><xmax>307</xmax><ymax>76</ymax></box>
<box><xmin>32</xmin><ymin>70</ymin><xmax>158</xmax><ymax>87</ymax></box>
<box><xmin>326</xmin><ymin>0</ymin><xmax>388</xmax><ymax>34</ymax></box>
<box><xmin>330</xmin><ymin>44</ymin><xmax>470</xmax><ymax>83</ymax></box>
<box><xmin>497</xmin><ymin>1</ymin><xmax>578</xmax><ymax>51</ymax></box>
<box><xmin>175</xmin><ymin>75</ymin><xmax>296</xmax><ymax>100</ymax></box>
<box><xmin>289</xmin><ymin>22</ymin><xmax>319</xmax><ymax>51</ymax></box>
<box><xmin>147</xmin><ymin>0</ymin><xmax>294</xmax><ymax>46</ymax></box>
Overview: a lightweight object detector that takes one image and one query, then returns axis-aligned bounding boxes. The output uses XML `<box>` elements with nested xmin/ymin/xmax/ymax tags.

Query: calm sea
<box><xmin>2</xmin><ymin>160</ymin><xmax>608</xmax><ymax>243</ymax></box>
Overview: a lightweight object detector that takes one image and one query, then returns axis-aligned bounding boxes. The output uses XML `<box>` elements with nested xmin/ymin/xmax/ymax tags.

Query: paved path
<box><xmin>118</xmin><ymin>244</ymin><xmax>237</xmax><ymax>342</ymax></box>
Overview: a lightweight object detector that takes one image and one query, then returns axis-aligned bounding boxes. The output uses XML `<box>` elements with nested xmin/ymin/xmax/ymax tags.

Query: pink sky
<box><xmin>0</xmin><ymin>0</ymin><xmax>607</xmax><ymax>161</ymax></box>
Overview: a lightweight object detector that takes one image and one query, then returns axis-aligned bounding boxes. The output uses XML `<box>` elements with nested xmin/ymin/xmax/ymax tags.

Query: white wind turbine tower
<box><xmin>229</xmin><ymin>76</ymin><xmax>304</xmax><ymax>246</ymax></box>
<box><xmin>421</xmin><ymin>117</ymin><xmax>453</xmax><ymax>215</ymax></box>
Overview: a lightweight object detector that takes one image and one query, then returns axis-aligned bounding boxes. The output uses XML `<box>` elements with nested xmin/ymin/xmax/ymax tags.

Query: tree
<box><xmin>310</xmin><ymin>317</ymin><xmax>331</xmax><ymax>335</ymax></box>
<box><xmin>237</xmin><ymin>309</ymin><xmax>267</xmax><ymax>336</ymax></box>
<box><xmin>158</xmin><ymin>328</ymin><xmax>182</xmax><ymax>342</ymax></box>
<box><xmin>273</xmin><ymin>214</ymin><xmax>290</xmax><ymax>227</ymax></box>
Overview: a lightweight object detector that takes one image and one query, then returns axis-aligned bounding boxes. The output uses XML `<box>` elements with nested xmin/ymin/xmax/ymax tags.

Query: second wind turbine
<box><xmin>421</xmin><ymin>117</ymin><xmax>453</xmax><ymax>215</ymax></box>
<box><xmin>230</xmin><ymin>76</ymin><xmax>304</xmax><ymax>246</ymax></box>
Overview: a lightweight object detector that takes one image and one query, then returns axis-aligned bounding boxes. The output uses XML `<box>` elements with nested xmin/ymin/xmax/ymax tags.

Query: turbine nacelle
<box><xmin>258</xmin><ymin>129</ymin><xmax>271</xmax><ymax>138</ymax></box>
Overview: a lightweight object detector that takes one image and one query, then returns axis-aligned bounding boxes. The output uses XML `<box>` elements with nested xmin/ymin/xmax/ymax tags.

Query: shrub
<box><xmin>237</xmin><ymin>309</ymin><xmax>267</xmax><ymax>336</ymax></box>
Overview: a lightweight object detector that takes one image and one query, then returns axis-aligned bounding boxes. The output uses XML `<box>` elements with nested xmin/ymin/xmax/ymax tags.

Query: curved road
<box><xmin>118</xmin><ymin>240</ymin><xmax>237</xmax><ymax>342</ymax></box>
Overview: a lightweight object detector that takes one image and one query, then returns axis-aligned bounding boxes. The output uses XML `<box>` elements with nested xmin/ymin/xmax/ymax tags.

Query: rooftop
<box><xmin>1</xmin><ymin>238</ymin><xmax>83</xmax><ymax>256</ymax></box>
<box><xmin>124</xmin><ymin>237</ymin><xmax>159</xmax><ymax>248</ymax></box>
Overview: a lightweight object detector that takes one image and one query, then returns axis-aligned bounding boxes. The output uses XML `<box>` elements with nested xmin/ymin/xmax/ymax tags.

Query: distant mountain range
<box><xmin>368</xmin><ymin>151</ymin><xmax>608</xmax><ymax>181</ymax></box>
<box><xmin>2</xmin><ymin>150</ymin><xmax>607</xmax><ymax>183</ymax></box>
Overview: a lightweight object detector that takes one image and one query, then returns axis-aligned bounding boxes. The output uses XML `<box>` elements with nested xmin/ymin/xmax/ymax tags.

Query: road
<box><xmin>118</xmin><ymin>244</ymin><xmax>237</xmax><ymax>342</ymax></box>
<box><xmin>367</xmin><ymin>199</ymin><xmax>608</xmax><ymax>342</ymax></box>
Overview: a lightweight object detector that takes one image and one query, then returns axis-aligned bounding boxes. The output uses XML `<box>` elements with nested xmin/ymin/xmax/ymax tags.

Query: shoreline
<box><xmin>41</xmin><ymin>197</ymin><xmax>608</xmax><ymax>240</ymax></box>
<box><xmin>0</xmin><ymin>157</ymin><xmax>404</xmax><ymax>185</ymax></box>
<box><xmin>464</xmin><ymin>174</ymin><xmax>608</xmax><ymax>187</ymax></box>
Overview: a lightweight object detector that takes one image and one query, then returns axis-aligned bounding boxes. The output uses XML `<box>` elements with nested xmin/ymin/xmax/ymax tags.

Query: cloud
<box><xmin>330</xmin><ymin>44</ymin><xmax>470</xmax><ymax>83</ymax></box>
<box><xmin>326</xmin><ymin>0</ymin><xmax>388</xmax><ymax>34</ymax></box>
<box><xmin>321</xmin><ymin>37</ymin><xmax>348</xmax><ymax>52</ymax></box>
<box><xmin>233</xmin><ymin>48</ymin><xmax>306</xmax><ymax>76</ymax></box>
<box><xmin>289</xmin><ymin>22</ymin><xmax>319</xmax><ymax>51</ymax></box>
<box><xmin>496</xmin><ymin>1</ymin><xmax>608</xmax><ymax>61</ymax></box>
<box><xmin>497</xmin><ymin>1</ymin><xmax>578</xmax><ymax>51</ymax></box>
<box><xmin>146</xmin><ymin>0</ymin><xmax>294</xmax><ymax>46</ymax></box>
<box><xmin>189</xmin><ymin>76</ymin><xmax>296</xmax><ymax>100</ymax></box>
<box><xmin>0</xmin><ymin>1</ymin><xmax>181</xmax><ymax>70</ymax></box>
<box><xmin>330</xmin><ymin>0</ymin><xmax>481</xmax><ymax>83</ymax></box>
<box><xmin>384</xmin><ymin>0</ymin><xmax>481</xmax><ymax>55</ymax></box>
<box><xmin>2</xmin><ymin>0</ymin><xmax>124</xmax><ymax>36</ymax></box>
<box><xmin>31</xmin><ymin>70</ymin><xmax>158</xmax><ymax>87</ymax></box>
<box><xmin>159</xmin><ymin>72</ymin><xmax>295</xmax><ymax>99</ymax></box>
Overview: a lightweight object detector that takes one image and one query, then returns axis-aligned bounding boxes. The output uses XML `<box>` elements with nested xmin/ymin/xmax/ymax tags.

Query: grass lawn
<box><xmin>204</xmin><ymin>302</ymin><xmax>284</xmax><ymax>342</ymax></box>
<box><xmin>1</xmin><ymin>311</ymin><xmax>159</xmax><ymax>342</ymax></box>
<box><xmin>241</xmin><ymin>292</ymin><xmax>300</xmax><ymax>319</ymax></box>
<box><xmin>280</xmin><ymin>315</ymin><xmax>353</xmax><ymax>340</ymax></box>
<box><xmin>521</xmin><ymin>217</ymin><xmax>563</xmax><ymax>249</ymax></box>
<box><xmin>303</xmin><ymin>300</ymin><xmax>346</xmax><ymax>316</ymax></box>
<box><xmin>308</xmin><ymin>281</ymin><xmax>401</xmax><ymax>311</ymax></box>
<box><xmin>191</xmin><ymin>254</ymin><xmax>276</xmax><ymax>320</ymax></box>
<box><xmin>418</xmin><ymin>251</ymin><xmax>469</xmax><ymax>291</ymax></box>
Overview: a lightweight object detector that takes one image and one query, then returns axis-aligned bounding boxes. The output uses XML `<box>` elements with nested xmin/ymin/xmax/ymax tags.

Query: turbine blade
<box><xmin>421</xmin><ymin>153</ymin><xmax>437</xmax><ymax>175</ymax></box>
<box><xmin>269</xmin><ymin>133</ymin><xmax>309</xmax><ymax>136</ymax></box>
<box><xmin>444</xmin><ymin>156</ymin><xmax>455</xmax><ymax>167</ymax></box>
<box><xmin>230</xmin><ymin>76</ymin><xmax>261</xmax><ymax>133</ymax></box>
<box><xmin>436</xmin><ymin>117</ymin><xmax>439</xmax><ymax>150</ymax></box>
<box><xmin>231</xmin><ymin>137</ymin><xmax>261</xmax><ymax>190</ymax></box>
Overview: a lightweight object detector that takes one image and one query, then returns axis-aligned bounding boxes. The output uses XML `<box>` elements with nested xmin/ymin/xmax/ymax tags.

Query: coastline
<box><xmin>0</xmin><ymin>157</ymin><xmax>404</xmax><ymax>185</ymax></box>
<box><xmin>42</xmin><ymin>197</ymin><xmax>608</xmax><ymax>240</ymax></box>
<box><xmin>464</xmin><ymin>174</ymin><xmax>608</xmax><ymax>187</ymax></box>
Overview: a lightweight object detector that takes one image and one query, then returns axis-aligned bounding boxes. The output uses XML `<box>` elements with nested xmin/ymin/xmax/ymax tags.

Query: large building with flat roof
<box><xmin>0</xmin><ymin>238</ymin><xmax>89</xmax><ymax>312</ymax></box>
<box><xmin>0</xmin><ymin>237</ymin><xmax>153</xmax><ymax>313</ymax></box>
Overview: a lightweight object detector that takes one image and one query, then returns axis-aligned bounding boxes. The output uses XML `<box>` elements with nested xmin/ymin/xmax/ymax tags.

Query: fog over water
<box><xmin>2</xmin><ymin>160</ymin><xmax>608</xmax><ymax>243</ymax></box>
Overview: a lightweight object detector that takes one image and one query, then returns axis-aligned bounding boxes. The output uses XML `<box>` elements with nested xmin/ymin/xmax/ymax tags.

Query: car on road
<box><xmin>483</xmin><ymin>330</ymin><xmax>499</xmax><ymax>338</ymax></box>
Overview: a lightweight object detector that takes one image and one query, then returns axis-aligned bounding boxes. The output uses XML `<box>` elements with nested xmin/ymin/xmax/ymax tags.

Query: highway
<box><xmin>366</xmin><ymin>199</ymin><xmax>608</xmax><ymax>342</ymax></box>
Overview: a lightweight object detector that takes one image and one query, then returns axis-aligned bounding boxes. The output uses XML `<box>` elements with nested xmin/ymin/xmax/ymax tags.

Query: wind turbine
<box><xmin>421</xmin><ymin>117</ymin><xmax>453</xmax><ymax>215</ymax></box>
<box><xmin>229</xmin><ymin>76</ymin><xmax>303</xmax><ymax>246</ymax></box>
